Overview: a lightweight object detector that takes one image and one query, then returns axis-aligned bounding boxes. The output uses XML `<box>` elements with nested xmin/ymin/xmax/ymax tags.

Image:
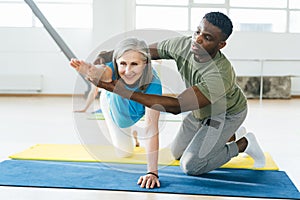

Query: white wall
<box><xmin>224</xmin><ymin>32</ymin><xmax>300</xmax><ymax>95</ymax></box>
<box><xmin>0</xmin><ymin>0</ymin><xmax>299</xmax><ymax>95</ymax></box>
<box><xmin>0</xmin><ymin>27</ymin><xmax>93</xmax><ymax>94</ymax></box>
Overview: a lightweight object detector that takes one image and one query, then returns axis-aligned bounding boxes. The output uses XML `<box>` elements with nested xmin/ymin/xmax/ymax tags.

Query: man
<box><xmin>90</xmin><ymin>12</ymin><xmax>265</xmax><ymax>175</ymax></box>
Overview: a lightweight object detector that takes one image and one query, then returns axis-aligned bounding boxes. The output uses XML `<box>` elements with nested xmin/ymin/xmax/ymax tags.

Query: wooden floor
<box><xmin>0</xmin><ymin>96</ymin><xmax>299</xmax><ymax>200</ymax></box>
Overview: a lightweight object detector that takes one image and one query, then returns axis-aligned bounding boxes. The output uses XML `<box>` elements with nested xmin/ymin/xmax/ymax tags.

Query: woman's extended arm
<box><xmin>137</xmin><ymin>108</ymin><xmax>160</xmax><ymax>189</ymax></box>
<box><xmin>70</xmin><ymin>59</ymin><xmax>112</xmax><ymax>83</ymax></box>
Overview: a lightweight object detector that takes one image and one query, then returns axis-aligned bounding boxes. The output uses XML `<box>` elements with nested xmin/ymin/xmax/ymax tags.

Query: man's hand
<box><xmin>89</xmin><ymin>79</ymin><xmax>133</xmax><ymax>99</ymax></box>
<box><xmin>88</xmin><ymin>79</ymin><xmax>116</xmax><ymax>92</ymax></box>
<box><xmin>94</xmin><ymin>51</ymin><xmax>114</xmax><ymax>64</ymax></box>
<box><xmin>93</xmin><ymin>51</ymin><xmax>107</xmax><ymax>65</ymax></box>
<box><xmin>87</xmin><ymin>64</ymin><xmax>112</xmax><ymax>83</ymax></box>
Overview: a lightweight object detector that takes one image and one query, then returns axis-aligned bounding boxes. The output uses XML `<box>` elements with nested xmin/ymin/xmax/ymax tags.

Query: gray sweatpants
<box><xmin>171</xmin><ymin>108</ymin><xmax>247</xmax><ymax>175</ymax></box>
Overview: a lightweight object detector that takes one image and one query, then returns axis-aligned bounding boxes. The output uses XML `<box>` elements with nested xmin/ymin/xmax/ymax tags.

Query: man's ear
<box><xmin>218</xmin><ymin>41</ymin><xmax>226</xmax><ymax>50</ymax></box>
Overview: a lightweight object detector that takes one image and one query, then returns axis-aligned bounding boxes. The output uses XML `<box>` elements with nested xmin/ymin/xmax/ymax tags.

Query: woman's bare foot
<box><xmin>133</xmin><ymin>130</ymin><xmax>140</xmax><ymax>147</ymax></box>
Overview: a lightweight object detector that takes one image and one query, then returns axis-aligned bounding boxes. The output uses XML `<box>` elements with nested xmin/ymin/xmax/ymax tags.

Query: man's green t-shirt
<box><xmin>158</xmin><ymin>36</ymin><xmax>247</xmax><ymax>120</ymax></box>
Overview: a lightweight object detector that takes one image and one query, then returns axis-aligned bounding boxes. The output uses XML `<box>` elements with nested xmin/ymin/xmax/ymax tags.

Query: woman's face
<box><xmin>116</xmin><ymin>50</ymin><xmax>146</xmax><ymax>85</ymax></box>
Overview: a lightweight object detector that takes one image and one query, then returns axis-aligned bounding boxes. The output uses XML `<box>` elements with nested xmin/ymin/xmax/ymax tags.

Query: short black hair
<box><xmin>203</xmin><ymin>12</ymin><xmax>233</xmax><ymax>40</ymax></box>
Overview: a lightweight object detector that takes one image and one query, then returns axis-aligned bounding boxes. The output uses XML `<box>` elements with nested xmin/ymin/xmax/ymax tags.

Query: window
<box><xmin>191</xmin><ymin>8</ymin><xmax>226</xmax><ymax>30</ymax></box>
<box><xmin>230</xmin><ymin>0</ymin><xmax>287</xmax><ymax>8</ymax></box>
<box><xmin>136</xmin><ymin>0</ymin><xmax>188</xmax><ymax>6</ymax></box>
<box><xmin>290</xmin><ymin>11</ymin><xmax>300</xmax><ymax>32</ymax></box>
<box><xmin>230</xmin><ymin>9</ymin><xmax>286</xmax><ymax>32</ymax></box>
<box><xmin>135</xmin><ymin>0</ymin><xmax>300</xmax><ymax>33</ymax></box>
<box><xmin>0</xmin><ymin>3</ymin><xmax>32</xmax><ymax>27</ymax></box>
<box><xmin>193</xmin><ymin>0</ymin><xmax>225</xmax><ymax>4</ymax></box>
<box><xmin>289</xmin><ymin>0</ymin><xmax>300</xmax><ymax>9</ymax></box>
<box><xmin>136</xmin><ymin>6</ymin><xmax>188</xmax><ymax>30</ymax></box>
<box><xmin>0</xmin><ymin>0</ymin><xmax>92</xmax><ymax>28</ymax></box>
<box><xmin>34</xmin><ymin>3</ymin><xmax>92</xmax><ymax>28</ymax></box>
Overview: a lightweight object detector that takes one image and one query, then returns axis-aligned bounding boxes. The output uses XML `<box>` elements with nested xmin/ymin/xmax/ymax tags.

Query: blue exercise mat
<box><xmin>0</xmin><ymin>160</ymin><xmax>299</xmax><ymax>199</ymax></box>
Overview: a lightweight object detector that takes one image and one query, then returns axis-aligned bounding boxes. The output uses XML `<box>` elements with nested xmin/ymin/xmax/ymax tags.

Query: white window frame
<box><xmin>0</xmin><ymin>0</ymin><xmax>93</xmax><ymax>28</ymax></box>
<box><xmin>135</xmin><ymin>0</ymin><xmax>300</xmax><ymax>33</ymax></box>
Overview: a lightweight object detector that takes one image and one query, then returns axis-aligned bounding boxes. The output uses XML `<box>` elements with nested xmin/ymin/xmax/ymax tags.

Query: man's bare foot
<box><xmin>228</xmin><ymin>126</ymin><xmax>247</xmax><ymax>142</ymax></box>
<box><xmin>236</xmin><ymin>126</ymin><xmax>247</xmax><ymax>140</ymax></box>
<box><xmin>228</xmin><ymin>134</ymin><xmax>236</xmax><ymax>142</ymax></box>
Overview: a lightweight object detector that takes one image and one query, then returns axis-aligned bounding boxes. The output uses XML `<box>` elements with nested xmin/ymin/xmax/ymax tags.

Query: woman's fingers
<box><xmin>156</xmin><ymin>179</ymin><xmax>161</xmax><ymax>188</ymax></box>
<box><xmin>137</xmin><ymin>176</ymin><xmax>143</xmax><ymax>185</ymax></box>
<box><xmin>137</xmin><ymin>175</ymin><xmax>160</xmax><ymax>189</ymax></box>
<box><xmin>70</xmin><ymin>59</ymin><xmax>81</xmax><ymax>69</ymax></box>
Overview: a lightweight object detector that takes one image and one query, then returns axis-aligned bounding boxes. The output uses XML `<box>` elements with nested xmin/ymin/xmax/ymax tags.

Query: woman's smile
<box><xmin>117</xmin><ymin>50</ymin><xmax>146</xmax><ymax>85</ymax></box>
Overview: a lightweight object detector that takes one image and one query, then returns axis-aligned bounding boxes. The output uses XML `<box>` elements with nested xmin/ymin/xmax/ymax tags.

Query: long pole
<box><xmin>24</xmin><ymin>0</ymin><xmax>76</xmax><ymax>60</ymax></box>
<box><xmin>24</xmin><ymin>0</ymin><xmax>90</xmax><ymax>90</ymax></box>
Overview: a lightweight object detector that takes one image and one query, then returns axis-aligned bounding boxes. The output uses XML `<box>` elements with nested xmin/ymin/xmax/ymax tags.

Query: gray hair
<box><xmin>113</xmin><ymin>38</ymin><xmax>153</xmax><ymax>92</ymax></box>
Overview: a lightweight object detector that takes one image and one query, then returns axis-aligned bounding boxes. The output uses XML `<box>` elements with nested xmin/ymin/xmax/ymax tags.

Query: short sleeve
<box><xmin>157</xmin><ymin>36</ymin><xmax>191</xmax><ymax>60</ymax></box>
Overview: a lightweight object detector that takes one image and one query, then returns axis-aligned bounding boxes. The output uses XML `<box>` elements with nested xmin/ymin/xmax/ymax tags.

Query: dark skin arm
<box><xmin>92</xmin><ymin>79</ymin><xmax>210</xmax><ymax>114</ymax></box>
<box><xmin>130</xmin><ymin>85</ymin><xmax>210</xmax><ymax>114</ymax></box>
<box><xmin>148</xmin><ymin>43</ymin><xmax>161</xmax><ymax>60</ymax></box>
<box><xmin>95</xmin><ymin>43</ymin><xmax>160</xmax><ymax>63</ymax></box>
<box><xmin>94</xmin><ymin>51</ymin><xmax>114</xmax><ymax>64</ymax></box>
<box><xmin>93</xmin><ymin>43</ymin><xmax>211</xmax><ymax>114</ymax></box>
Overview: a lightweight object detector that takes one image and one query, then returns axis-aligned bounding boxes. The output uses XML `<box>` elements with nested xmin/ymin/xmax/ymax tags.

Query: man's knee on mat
<box><xmin>180</xmin><ymin>153</ymin><xmax>208</xmax><ymax>176</ymax></box>
<box><xmin>170</xmin><ymin>147</ymin><xmax>182</xmax><ymax>160</ymax></box>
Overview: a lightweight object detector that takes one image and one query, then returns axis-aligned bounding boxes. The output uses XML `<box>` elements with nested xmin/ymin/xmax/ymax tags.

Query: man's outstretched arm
<box><xmin>131</xmin><ymin>86</ymin><xmax>210</xmax><ymax>114</ymax></box>
<box><xmin>148</xmin><ymin>43</ymin><xmax>161</xmax><ymax>60</ymax></box>
<box><xmin>95</xmin><ymin>43</ymin><xmax>161</xmax><ymax>63</ymax></box>
<box><xmin>96</xmin><ymin>80</ymin><xmax>210</xmax><ymax>114</ymax></box>
<box><xmin>94</xmin><ymin>51</ymin><xmax>114</xmax><ymax>64</ymax></box>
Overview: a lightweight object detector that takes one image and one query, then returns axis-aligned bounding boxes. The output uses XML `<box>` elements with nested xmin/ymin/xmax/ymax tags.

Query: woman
<box><xmin>70</xmin><ymin>38</ymin><xmax>162</xmax><ymax>189</ymax></box>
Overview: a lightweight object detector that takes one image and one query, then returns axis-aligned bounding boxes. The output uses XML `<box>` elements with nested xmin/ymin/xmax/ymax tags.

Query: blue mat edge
<box><xmin>2</xmin><ymin>184</ymin><xmax>299</xmax><ymax>200</ymax></box>
<box><xmin>0</xmin><ymin>160</ymin><xmax>299</xmax><ymax>199</ymax></box>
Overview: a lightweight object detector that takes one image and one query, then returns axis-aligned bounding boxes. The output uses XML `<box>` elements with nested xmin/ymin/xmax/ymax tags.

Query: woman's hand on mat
<box><xmin>70</xmin><ymin>58</ymin><xmax>91</xmax><ymax>77</ymax></box>
<box><xmin>137</xmin><ymin>173</ymin><xmax>160</xmax><ymax>189</ymax></box>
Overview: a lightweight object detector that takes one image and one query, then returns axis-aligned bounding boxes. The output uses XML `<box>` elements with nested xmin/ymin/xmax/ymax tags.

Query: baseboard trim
<box><xmin>1</xmin><ymin>93</ymin><xmax>300</xmax><ymax>99</ymax></box>
<box><xmin>0</xmin><ymin>93</ymin><xmax>74</xmax><ymax>97</ymax></box>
